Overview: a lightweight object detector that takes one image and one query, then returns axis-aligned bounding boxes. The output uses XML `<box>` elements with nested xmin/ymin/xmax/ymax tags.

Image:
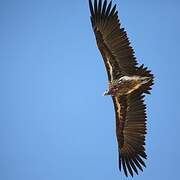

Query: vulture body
<box><xmin>89</xmin><ymin>0</ymin><xmax>154</xmax><ymax>177</ymax></box>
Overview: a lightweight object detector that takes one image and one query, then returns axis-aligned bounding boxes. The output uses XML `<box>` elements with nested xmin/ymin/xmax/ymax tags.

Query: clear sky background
<box><xmin>0</xmin><ymin>0</ymin><xmax>180</xmax><ymax>180</ymax></box>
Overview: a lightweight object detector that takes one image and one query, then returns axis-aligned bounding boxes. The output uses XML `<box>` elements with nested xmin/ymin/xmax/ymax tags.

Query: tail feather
<box><xmin>136</xmin><ymin>64</ymin><xmax>154</xmax><ymax>94</ymax></box>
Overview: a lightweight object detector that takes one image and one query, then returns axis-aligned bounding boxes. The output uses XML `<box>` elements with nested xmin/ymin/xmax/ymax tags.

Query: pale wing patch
<box><xmin>127</xmin><ymin>84</ymin><xmax>141</xmax><ymax>94</ymax></box>
<box><xmin>114</xmin><ymin>97</ymin><xmax>121</xmax><ymax>120</ymax></box>
<box><xmin>106</xmin><ymin>56</ymin><xmax>113</xmax><ymax>82</ymax></box>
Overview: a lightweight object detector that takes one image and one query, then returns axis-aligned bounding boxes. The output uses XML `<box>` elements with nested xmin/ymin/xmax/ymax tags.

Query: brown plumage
<box><xmin>89</xmin><ymin>0</ymin><xmax>154</xmax><ymax>177</ymax></box>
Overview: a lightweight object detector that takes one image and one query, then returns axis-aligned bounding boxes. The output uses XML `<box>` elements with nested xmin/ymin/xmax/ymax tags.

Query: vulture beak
<box><xmin>103</xmin><ymin>90</ymin><xmax>110</xmax><ymax>96</ymax></box>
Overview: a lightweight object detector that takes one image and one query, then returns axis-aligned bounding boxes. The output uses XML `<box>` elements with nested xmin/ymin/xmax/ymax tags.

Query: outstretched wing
<box><xmin>113</xmin><ymin>91</ymin><xmax>147</xmax><ymax>177</ymax></box>
<box><xmin>89</xmin><ymin>0</ymin><xmax>138</xmax><ymax>82</ymax></box>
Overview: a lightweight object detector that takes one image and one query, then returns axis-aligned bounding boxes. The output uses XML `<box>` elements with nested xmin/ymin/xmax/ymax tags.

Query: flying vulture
<box><xmin>89</xmin><ymin>0</ymin><xmax>154</xmax><ymax>177</ymax></box>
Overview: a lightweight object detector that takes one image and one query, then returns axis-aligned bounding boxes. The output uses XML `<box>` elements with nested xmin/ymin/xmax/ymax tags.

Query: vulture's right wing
<box><xmin>89</xmin><ymin>0</ymin><xmax>138</xmax><ymax>82</ymax></box>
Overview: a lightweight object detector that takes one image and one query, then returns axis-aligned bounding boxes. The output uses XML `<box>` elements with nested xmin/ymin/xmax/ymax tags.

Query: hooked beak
<box><xmin>103</xmin><ymin>90</ymin><xmax>110</xmax><ymax>96</ymax></box>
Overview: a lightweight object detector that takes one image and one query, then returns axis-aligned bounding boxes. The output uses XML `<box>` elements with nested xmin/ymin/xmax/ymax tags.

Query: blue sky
<box><xmin>0</xmin><ymin>0</ymin><xmax>180</xmax><ymax>179</ymax></box>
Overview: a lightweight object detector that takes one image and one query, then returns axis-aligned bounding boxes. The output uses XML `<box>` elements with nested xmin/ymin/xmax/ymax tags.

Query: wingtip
<box><xmin>118</xmin><ymin>154</ymin><xmax>121</xmax><ymax>171</ymax></box>
<box><xmin>89</xmin><ymin>0</ymin><xmax>94</xmax><ymax>16</ymax></box>
<box><xmin>125</xmin><ymin>158</ymin><xmax>134</xmax><ymax>177</ymax></box>
<box><xmin>129</xmin><ymin>159</ymin><xmax>138</xmax><ymax>175</ymax></box>
<box><xmin>122</xmin><ymin>156</ymin><xmax>128</xmax><ymax>177</ymax></box>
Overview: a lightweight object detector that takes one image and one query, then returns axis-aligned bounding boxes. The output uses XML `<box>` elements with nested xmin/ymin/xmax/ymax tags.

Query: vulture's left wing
<box><xmin>113</xmin><ymin>91</ymin><xmax>147</xmax><ymax>177</ymax></box>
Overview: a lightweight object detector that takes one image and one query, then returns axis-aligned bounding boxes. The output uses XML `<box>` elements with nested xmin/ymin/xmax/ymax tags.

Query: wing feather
<box><xmin>89</xmin><ymin>0</ymin><xmax>138</xmax><ymax>81</ymax></box>
<box><xmin>113</xmin><ymin>91</ymin><xmax>147</xmax><ymax>176</ymax></box>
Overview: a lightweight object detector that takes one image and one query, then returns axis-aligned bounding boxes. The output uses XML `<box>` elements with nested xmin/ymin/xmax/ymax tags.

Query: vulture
<box><xmin>88</xmin><ymin>0</ymin><xmax>154</xmax><ymax>177</ymax></box>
